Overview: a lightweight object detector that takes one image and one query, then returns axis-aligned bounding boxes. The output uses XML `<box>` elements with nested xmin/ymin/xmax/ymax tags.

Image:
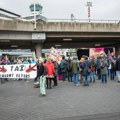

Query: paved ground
<box><xmin>0</xmin><ymin>78</ymin><xmax>120</xmax><ymax>120</ymax></box>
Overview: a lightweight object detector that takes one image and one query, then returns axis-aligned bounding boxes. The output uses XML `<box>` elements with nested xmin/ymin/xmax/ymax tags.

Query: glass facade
<box><xmin>29</xmin><ymin>4</ymin><xmax>43</xmax><ymax>12</ymax></box>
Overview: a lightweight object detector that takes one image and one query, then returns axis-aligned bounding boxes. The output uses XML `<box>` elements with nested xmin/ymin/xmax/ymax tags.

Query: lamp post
<box><xmin>34</xmin><ymin>2</ymin><xmax>36</xmax><ymax>30</ymax></box>
<box><xmin>86</xmin><ymin>2</ymin><xmax>92</xmax><ymax>22</ymax></box>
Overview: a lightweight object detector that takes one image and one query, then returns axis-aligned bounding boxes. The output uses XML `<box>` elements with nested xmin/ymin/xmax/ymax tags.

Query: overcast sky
<box><xmin>0</xmin><ymin>0</ymin><xmax>120</xmax><ymax>20</ymax></box>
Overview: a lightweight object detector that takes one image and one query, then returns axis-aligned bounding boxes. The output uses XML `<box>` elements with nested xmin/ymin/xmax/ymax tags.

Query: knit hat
<box><xmin>80</xmin><ymin>58</ymin><xmax>85</xmax><ymax>62</ymax></box>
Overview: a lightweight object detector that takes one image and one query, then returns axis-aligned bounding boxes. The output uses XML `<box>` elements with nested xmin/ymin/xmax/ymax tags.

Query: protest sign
<box><xmin>0</xmin><ymin>64</ymin><xmax>37</xmax><ymax>79</ymax></box>
<box><xmin>49</xmin><ymin>47</ymin><xmax>62</xmax><ymax>64</ymax></box>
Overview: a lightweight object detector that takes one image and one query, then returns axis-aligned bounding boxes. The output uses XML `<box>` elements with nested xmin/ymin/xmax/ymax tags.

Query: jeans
<box><xmin>110</xmin><ymin>69</ymin><xmax>115</xmax><ymax>80</ymax></box>
<box><xmin>53</xmin><ymin>76</ymin><xmax>57</xmax><ymax>86</ymax></box>
<box><xmin>101</xmin><ymin>74</ymin><xmax>107</xmax><ymax>83</ymax></box>
<box><xmin>97</xmin><ymin>69</ymin><xmax>101</xmax><ymax>80</ymax></box>
<box><xmin>68</xmin><ymin>72</ymin><xmax>73</xmax><ymax>82</ymax></box>
<box><xmin>117</xmin><ymin>71</ymin><xmax>120</xmax><ymax>81</ymax></box>
<box><xmin>62</xmin><ymin>72</ymin><xmax>66</xmax><ymax>81</ymax></box>
<box><xmin>90</xmin><ymin>71</ymin><xmax>96</xmax><ymax>82</ymax></box>
<box><xmin>40</xmin><ymin>76</ymin><xmax>46</xmax><ymax>95</ymax></box>
<box><xmin>46</xmin><ymin>78</ymin><xmax>52</xmax><ymax>89</ymax></box>
<box><xmin>108</xmin><ymin>69</ymin><xmax>110</xmax><ymax>76</ymax></box>
<box><xmin>73</xmin><ymin>73</ymin><xmax>79</xmax><ymax>85</ymax></box>
<box><xmin>83</xmin><ymin>75</ymin><xmax>89</xmax><ymax>86</ymax></box>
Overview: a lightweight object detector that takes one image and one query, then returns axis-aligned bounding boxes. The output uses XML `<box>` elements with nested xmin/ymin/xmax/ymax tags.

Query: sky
<box><xmin>0</xmin><ymin>0</ymin><xmax>120</xmax><ymax>20</ymax></box>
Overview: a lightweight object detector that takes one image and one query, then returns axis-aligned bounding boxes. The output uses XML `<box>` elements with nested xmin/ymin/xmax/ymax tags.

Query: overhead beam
<box><xmin>0</xmin><ymin>8</ymin><xmax>21</xmax><ymax>17</ymax></box>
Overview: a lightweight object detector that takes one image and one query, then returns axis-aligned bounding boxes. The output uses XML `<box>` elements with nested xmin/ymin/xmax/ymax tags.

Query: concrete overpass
<box><xmin>0</xmin><ymin>19</ymin><xmax>120</xmax><ymax>57</ymax></box>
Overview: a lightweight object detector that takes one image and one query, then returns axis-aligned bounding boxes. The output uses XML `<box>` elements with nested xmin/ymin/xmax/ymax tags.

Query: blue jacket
<box><xmin>81</xmin><ymin>60</ymin><xmax>90</xmax><ymax>76</ymax></box>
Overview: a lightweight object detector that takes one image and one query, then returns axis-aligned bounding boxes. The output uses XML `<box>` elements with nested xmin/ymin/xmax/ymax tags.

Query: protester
<box><xmin>89</xmin><ymin>56</ymin><xmax>96</xmax><ymax>83</ymax></box>
<box><xmin>101</xmin><ymin>56</ymin><xmax>108</xmax><ymax>83</ymax></box>
<box><xmin>67</xmin><ymin>58</ymin><xmax>73</xmax><ymax>82</ymax></box>
<box><xmin>60</xmin><ymin>56</ymin><xmax>68</xmax><ymax>82</ymax></box>
<box><xmin>52</xmin><ymin>60</ymin><xmax>58</xmax><ymax>86</ymax></box>
<box><xmin>38</xmin><ymin>57</ymin><xmax>46</xmax><ymax>96</ymax></box>
<box><xmin>96</xmin><ymin>56</ymin><xmax>102</xmax><ymax>80</ymax></box>
<box><xmin>57</xmin><ymin>64</ymin><xmax>62</xmax><ymax>81</ymax></box>
<box><xmin>30</xmin><ymin>58</ymin><xmax>37</xmax><ymax>64</ymax></box>
<box><xmin>115</xmin><ymin>55</ymin><xmax>120</xmax><ymax>83</ymax></box>
<box><xmin>45</xmin><ymin>58</ymin><xmax>55</xmax><ymax>89</ymax></box>
<box><xmin>1</xmin><ymin>57</ymin><xmax>8</xmax><ymax>82</ymax></box>
<box><xmin>79</xmin><ymin>57</ymin><xmax>85</xmax><ymax>84</ymax></box>
<box><xmin>71</xmin><ymin>57</ymin><xmax>79</xmax><ymax>85</ymax></box>
<box><xmin>81</xmin><ymin>56</ymin><xmax>90</xmax><ymax>86</ymax></box>
<box><xmin>23</xmin><ymin>58</ymin><xmax>29</xmax><ymax>82</ymax></box>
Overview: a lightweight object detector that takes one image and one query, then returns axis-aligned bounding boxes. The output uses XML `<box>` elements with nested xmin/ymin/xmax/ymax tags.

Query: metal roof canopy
<box><xmin>0</xmin><ymin>8</ymin><xmax>21</xmax><ymax>17</ymax></box>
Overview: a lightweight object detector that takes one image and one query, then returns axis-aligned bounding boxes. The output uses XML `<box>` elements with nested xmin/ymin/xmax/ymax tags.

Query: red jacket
<box><xmin>45</xmin><ymin>62</ymin><xmax>55</xmax><ymax>76</ymax></box>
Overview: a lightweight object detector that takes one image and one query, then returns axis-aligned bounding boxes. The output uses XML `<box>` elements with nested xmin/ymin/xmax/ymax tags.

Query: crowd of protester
<box><xmin>0</xmin><ymin>57</ymin><xmax>37</xmax><ymax>65</ymax></box>
<box><xmin>0</xmin><ymin>52</ymin><xmax>120</xmax><ymax>96</ymax></box>
<box><xmin>33</xmin><ymin>52</ymin><xmax>120</xmax><ymax>96</ymax></box>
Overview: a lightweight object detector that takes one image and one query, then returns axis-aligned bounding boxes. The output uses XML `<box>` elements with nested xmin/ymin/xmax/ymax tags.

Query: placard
<box><xmin>0</xmin><ymin>64</ymin><xmax>37</xmax><ymax>78</ymax></box>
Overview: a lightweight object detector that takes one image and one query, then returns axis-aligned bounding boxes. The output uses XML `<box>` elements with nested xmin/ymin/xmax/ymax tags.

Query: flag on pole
<box><xmin>32</xmin><ymin>51</ymin><xmax>36</xmax><ymax>60</ymax></box>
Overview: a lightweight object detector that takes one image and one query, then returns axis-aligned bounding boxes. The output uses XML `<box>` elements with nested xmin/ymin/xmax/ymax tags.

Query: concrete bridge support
<box><xmin>35</xmin><ymin>43</ymin><xmax>43</xmax><ymax>58</ymax></box>
<box><xmin>115</xmin><ymin>46</ymin><xmax>120</xmax><ymax>57</ymax></box>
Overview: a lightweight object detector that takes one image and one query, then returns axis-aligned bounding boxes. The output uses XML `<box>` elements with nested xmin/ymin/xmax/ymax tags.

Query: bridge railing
<box><xmin>0</xmin><ymin>17</ymin><xmax>120</xmax><ymax>24</ymax></box>
<box><xmin>46</xmin><ymin>19</ymin><xmax>120</xmax><ymax>24</ymax></box>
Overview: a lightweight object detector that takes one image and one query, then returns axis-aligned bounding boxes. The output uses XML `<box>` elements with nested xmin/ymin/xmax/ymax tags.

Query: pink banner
<box><xmin>89</xmin><ymin>48</ymin><xmax>104</xmax><ymax>57</ymax></box>
<box><xmin>95</xmin><ymin>48</ymin><xmax>104</xmax><ymax>52</ymax></box>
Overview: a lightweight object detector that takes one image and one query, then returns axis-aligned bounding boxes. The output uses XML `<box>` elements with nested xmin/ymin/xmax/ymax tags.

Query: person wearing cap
<box><xmin>81</xmin><ymin>56</ymin><xmax>90</xmax><ymax>86</ymax></box>
<box><xmin>79</xmin><ymin>57</ymin><xmax>85</xmax><ymax>84</ymax></box>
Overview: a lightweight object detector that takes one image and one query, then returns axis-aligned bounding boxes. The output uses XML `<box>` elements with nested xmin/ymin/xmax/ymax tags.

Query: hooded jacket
<box><xmin>45</xmin><ymin>61</ymin><xmax>55</xmax><ymax>76</ymax></box>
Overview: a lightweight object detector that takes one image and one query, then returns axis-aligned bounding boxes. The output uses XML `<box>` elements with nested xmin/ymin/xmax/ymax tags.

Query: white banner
<box><xmin>0</xmin><ymin>64</ymin><xmax>37</xmax><ymax>79</ymax></box>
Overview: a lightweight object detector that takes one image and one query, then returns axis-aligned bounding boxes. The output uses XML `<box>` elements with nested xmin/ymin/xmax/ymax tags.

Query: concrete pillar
<box><xmin>115</xmin><ymin>46</ymin><xmax>120</xmax><ymax>57</ymax></box>
<box><xmin>35</xmin><ymin>43</ymin><xmax>43</xmax><ymax>58</ymax></box>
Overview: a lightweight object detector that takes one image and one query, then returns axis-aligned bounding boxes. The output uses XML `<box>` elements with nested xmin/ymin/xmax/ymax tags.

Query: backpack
<box><xmin>90</xmin><ymin>66</ymin><xmax>95</xmax><ymax>71</ymax></box>
<box><xmin>96</xmin><ymin>60</ymin><xmax>101</xmax><ymax>69</ymax></box>
<box><xmin>90</xmin><ymin>61</ymin><xmax>96</xmax><ymax>71</ymax></box>
<box><xmin>43</xmin><ymin>66</ymin><xmax>48</xmax><ymax>75</ymax></box>
<box><xmin>60</xmin><ymin>62</ymin><xmax>65</xmax><ymax>69</ymax></box>
<box><xmin>60</xmin><ymin>61</ymin><xmax>66</xmax><ymax>72</ymax></box>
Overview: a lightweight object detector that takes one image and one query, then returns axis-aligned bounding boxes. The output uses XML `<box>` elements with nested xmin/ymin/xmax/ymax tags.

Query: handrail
<box><xmin>0</xmin><ymin>17</ymin><xmax>120</xmax><ymax>24</ymax></box>
<box><xmin>46</xmin><ymin>19</ymin><xmax>120</xmax><ymax>23</ymax></box>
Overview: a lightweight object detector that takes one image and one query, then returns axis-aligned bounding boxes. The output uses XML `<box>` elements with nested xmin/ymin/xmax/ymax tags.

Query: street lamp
<box><xmin>71</xmin><ymin>13</ymin><xmax>75</xmax><ymax>21</ymax></box>
<box><xmin>86</xmin><ymin>2</ymin><xmax>92</xmax><ymax>22</ymax></box>
<box><xmin>34</xmin><ymin>2</ymin><xmax>36</xmax><ymax>30</ymax></box>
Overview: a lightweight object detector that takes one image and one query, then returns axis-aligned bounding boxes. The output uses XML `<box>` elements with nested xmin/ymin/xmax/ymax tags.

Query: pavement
<box><xmin>0</xmin><ymin>77</ymin><xmax>120</xmax><ymax>120</ymax></box>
